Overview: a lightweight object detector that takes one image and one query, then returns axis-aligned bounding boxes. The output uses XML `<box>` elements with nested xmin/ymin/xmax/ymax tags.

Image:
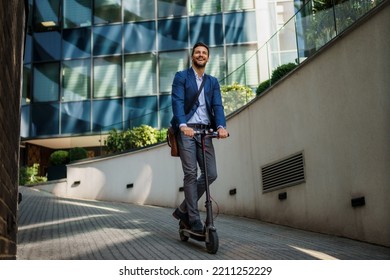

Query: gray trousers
<box><xmin>177</xmin><ymin>132</ymin><xmax>217</xmax><ymax>223</ymax></box>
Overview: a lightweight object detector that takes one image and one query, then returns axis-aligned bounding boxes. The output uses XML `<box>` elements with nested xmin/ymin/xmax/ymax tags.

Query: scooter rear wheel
<box><xmin>179</xmin><ymin>231</ymin><xmax>189</xmax><ymax>241</ymax></box>
<box><xmin>206</xmin><ymin>230</ymin><xmax>219</xmax><ymax>254</ymax></box>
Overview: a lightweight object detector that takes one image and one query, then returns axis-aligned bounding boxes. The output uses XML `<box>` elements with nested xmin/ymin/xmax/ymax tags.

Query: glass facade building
<box><xmin>22</xmin><ymin>0</ymin><xmax>294</xmax><ymax>143</ymax></box>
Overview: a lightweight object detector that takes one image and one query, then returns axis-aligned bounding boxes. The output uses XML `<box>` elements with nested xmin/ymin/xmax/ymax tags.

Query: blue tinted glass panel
<box><xmin>223</xmin><ymin>0</ymin><xmax>254</xmax><ymax>11</ymax></box>
<box><xmin>189</xmin><ymin>0</ymin><xmax>221</xmax><ymax>15</ymax></box>
<box><xmin>22</xmin><ymin>65</ymin><xmax>31</xmax><ymax>105</ymax></box>
<box><xmin>24</xmin><ymin>34</ymin><xmax>32</xmax><ymax>63</ymax></box>
<box><xmin>92</xmin><ymin>99</ymin><xmax>122</xmax><ymax>132</ymax></box>
<box><xmin>64</xmin><ymin>0</ymin><xmax>91</xmax><ymax>28</ymax></box>
<box><xmin>189</xmin><ymin>15</ymin><xmax>223</xmax><ymax>46</ymax></box>
<box><xmin>62</xmin><ymin>59</ymin><xmax>91</xmax><ymax>101</ymax></box>
<box><xmin>31</xmin><ymin>103</ymin><xmax>59</xmax><ymax>136</ymax></box>
<box><xmin>20</xmin><ymin>105</ymin><xmax>31</xmax><ymax>138</ymax></box>
<box><xmin>158</xmin><ymin>18</ymin><xmax>188</xmax><ymax>51</ymax></box>
<box><xmin>61</xmin><ymin>101</ymin><xmax>91</xmax><ymax>134</ymax></box>
<box><xmin>159</xmin><ymin>50</ymin><xmax>188</xmax><ymax>93</ymax></box>
<box><xmin>94</xmin><ymin>0</ymin><xmax>121</xmax><ymax>24</ymax></box>
<box><xmin>159</xmin><ymin>95</ymin><xmax>172</xmax><ymax>128</ymax></box>
<box><xmin>93</xmin><ymin>56</ymin><xmax>121</xmax><ymax>98</ymax></box>
<box><xmin>226</xmin><ymin>44</ymin><xmax>259</xmax><ymax>87</ymax></box>
<box><xmin>224</xmin><ymin>12</ymin><xmax>257</xmax><ymax>44</ymax></box>
<box><xmin>63</xmin><ymin>28</ymin><xmax>91</xmax><ymax>59</ymax></box>
<box><xmin>124</xmin><ymin>0</ymin><xmax>155</xmax><ymax>22</ymax></box>
<box><xmin>125</xmin><ymin>53</ymin><xmax>157</xmax><ymax>97</ymax></box>
<box><xmin>33</xmin><ymin>62</ymin><xmax>59</xmax><ymax>102</ymax></box>
<box><xmin>124</xmin><ymin>96</ymin><xmax>158</xmax><ymax>129</ymax></box>
<box><xmin>204</xmin><ymin>46</ymin><xmax>225</xmax><ymax>79</ymax></box>
<box><xmin>124</xmin><ymin>22</ymin><xmax>156</xmax><ymax>53</ymax></box>
<box><xmin>33</xmin><ymin>31</ymin><xmax>61</xmax><ymax>61</ymax></box>
<box><xmin>93</xmin><ymin>25</ymin><xmax>122</xmax><ymax>55</ymax></box>
<box><xmin>33</xmin><ymin>0</ymin><xmax>60</xmax><ymax>31</ymax></box>
<box><xmin>158</xmin><ymin>0</ymin><xmax>187</xmax><ymax>18</ymax></box>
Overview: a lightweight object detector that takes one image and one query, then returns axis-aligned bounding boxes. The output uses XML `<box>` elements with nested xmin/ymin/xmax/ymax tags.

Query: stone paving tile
<box><xmin>17</xmin><ymin>186</ymin><xmax>390</xmax><ymax>260</ymax></box>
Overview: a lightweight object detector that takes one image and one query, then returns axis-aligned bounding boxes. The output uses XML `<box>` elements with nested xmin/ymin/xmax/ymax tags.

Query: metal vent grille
<box><xmin>261</xmin><ymin>152</ymin><xmax>305</xmax><ymax>192</ymax></box>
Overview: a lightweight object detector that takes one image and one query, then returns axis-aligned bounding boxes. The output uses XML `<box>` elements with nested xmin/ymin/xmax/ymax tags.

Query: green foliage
<box><xmin>105</xmin><ymin>125</ymin><xmax>167</xmax><ymax>154</ymax></box>
<box><xmin>49</xmin><ymin>150</ymin><xmax>69</xmax><ymax>166</ymax></box>
<box><xmin>156</xmin><ymin>128</ymin><xmax>168</xmax><ymax>143</ymax></box>
<box><xmin>221</xmin><ymin>82</ymin><xmax>255</xmax><ymax>115</ymax></box>
<box><xmin>256</xmin><ymin>79</ymin><xmax>271</xmax><ymax>96</ymax></box>
<box><xmin>270</xmin><ymin>63</ymin><xmax>297</xmax><ymax>84</ymax></box>
<box><xmin>19</xmin><ymin>163</ymin><xmax>47</xmax><ymax>185</ymax></box>
<box><xmin>129</xmin><ymin>125</ymin><xmax>158</xmax><ymax>148</ymax></box>
<box><xmin>304</xmin><ymin>0</ymin><xmax>378</xmax><ymax>51</ymax></box>
<box><xmin>105</xmin><ymin>128</ymin><xmax>130</xmax><ymax>153</ymax></box>
<box><xmin>69</xmin><ymin>147</ymin><xmax>88</xmax><ymax>162</ymax></box>
<box><xmin>255</xmin><ymin>63</ymin><xmax>297</xmax><ymax>96</ymax></box>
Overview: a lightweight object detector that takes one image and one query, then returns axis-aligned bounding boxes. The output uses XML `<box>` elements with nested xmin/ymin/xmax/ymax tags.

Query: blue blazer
<box><xmin>170</xmin><ymin>68</ymin><xmax>226</xmax><ymax>130</ymax></box>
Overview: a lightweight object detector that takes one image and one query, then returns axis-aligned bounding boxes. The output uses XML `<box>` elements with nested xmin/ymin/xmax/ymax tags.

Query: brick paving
<box><xmin>17</xmin><ymin>186</ymin><xmax>390</xmax><ymax>260</ymax></box>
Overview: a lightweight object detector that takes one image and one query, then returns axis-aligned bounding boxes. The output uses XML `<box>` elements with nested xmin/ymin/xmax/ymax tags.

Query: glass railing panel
<box><xmin>257</xmin><ymin>43</ymin><xmax>271</xmax><ymax>84</ymax></box>
<box><xmin>334</xmin><ymin>0</ymin><xmax>381</xmax><ymax>34</ymax></box>
<box><xmin>268</xmin><ymin>18</ymin><xmax>299</xmax><ymax>73</ymax></box>
<box><xmin>295</xmin><ymin>2</ymin><xmax>332</xmax><ymax>60</ymax></box>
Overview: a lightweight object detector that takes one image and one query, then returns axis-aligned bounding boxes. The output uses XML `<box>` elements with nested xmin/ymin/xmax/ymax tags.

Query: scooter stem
<box><xmin>201</xmin><ymin>133</ymin><xmax>214</xmax><ymax>228</ymax></box>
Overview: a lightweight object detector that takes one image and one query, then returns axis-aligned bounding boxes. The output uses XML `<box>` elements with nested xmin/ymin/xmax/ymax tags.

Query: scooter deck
<box><xmin>180</xmin><ymin>228</ymin><xmax>206</xmax><ymax>241</ymax></box>
<box><xmin>179</xmin><ymin>221</ymin><xmax>206</xmax><ymax>241</ymax></box>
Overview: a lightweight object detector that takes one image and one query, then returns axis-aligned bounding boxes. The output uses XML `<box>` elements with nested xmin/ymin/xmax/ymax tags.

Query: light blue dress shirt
<box><xmin>187</xmin><ymin>68</ymin><xmax>210</xmax><ymax>125</ymax></box>
<box><xmin>180</xmin><ymin>68</ymin><xmax>210</xmax><ymax>127</ymax></box>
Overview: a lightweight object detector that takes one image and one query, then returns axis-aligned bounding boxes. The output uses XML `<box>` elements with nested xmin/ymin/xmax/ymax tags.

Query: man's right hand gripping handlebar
<box><xmin>187</xmin><ymin>127</ymin><xmax>229</xmax><ymax>139</ymax></box>
<box><xmin>216</xmin><ymin>127</ymin><xmax>229</xmax><ymax>139</ymax></box>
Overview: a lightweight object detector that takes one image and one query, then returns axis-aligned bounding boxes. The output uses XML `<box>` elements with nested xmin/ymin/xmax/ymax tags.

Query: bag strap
<box><xmin>185</xmin><ymin>75</ymin><xmax>206</xmax><ymax>114</ymax></box>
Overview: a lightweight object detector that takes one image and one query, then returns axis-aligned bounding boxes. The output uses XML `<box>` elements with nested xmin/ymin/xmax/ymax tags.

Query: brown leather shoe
<box><xmin>172</xmin><ymin>208</ymin><xmax>189</xmax><ymax>228</ymax></box>
<box><xmin>190</xmin><ymin>220</ymin><xmax>204</xmax><ymax>234</ymax></box>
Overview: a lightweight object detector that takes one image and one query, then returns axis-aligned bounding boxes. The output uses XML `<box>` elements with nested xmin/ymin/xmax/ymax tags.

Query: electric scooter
<box><xmin>178</xmin><ymin>129</ymin><xmax>226</xmax><ymax>254</ymax></box>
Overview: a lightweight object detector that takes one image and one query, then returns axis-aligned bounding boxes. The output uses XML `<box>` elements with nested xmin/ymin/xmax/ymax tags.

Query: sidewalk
<box><xmin>17</xmin><ymin>186</ymin><xmax>390</xmax><ymax>260</ymax></box>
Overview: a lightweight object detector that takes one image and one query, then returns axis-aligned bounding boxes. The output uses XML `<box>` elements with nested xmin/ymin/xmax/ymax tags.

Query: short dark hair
<box><xmin>191</xmin><ymin>42</ymin><xmax>209</xmax><ymax>56</ymax></box>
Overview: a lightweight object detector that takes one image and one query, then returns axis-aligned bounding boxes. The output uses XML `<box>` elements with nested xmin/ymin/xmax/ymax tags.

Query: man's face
<box><xmin>192</xmin><ymin>46</ymin><xmax>209</xmax><ymax>68</ymax></box>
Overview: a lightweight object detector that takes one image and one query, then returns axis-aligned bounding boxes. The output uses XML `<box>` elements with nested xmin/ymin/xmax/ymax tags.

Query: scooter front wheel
<box><xmin>206</xmin><ymin>230</ymin><xmax>219</xmax><ymax>254</ymax></box>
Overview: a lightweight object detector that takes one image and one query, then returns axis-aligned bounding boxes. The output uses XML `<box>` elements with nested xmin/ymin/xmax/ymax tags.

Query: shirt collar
<box><xmin>191</xmin><ymin>67</ymin><xmax>204</xmax><ymax>80</ymax></box>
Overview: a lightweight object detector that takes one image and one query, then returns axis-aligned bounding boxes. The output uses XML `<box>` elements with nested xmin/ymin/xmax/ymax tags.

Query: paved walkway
<box><xmin>17</xmin><ymin>186</ymin><xmax>390</xmax><ymax>260</ymax></box>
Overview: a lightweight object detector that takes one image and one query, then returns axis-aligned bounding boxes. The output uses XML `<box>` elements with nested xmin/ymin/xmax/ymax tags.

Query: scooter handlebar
<box><xmin>193</xmin><ymin>129</ymin><xmax>229</xmax><ymax>138</ymax></box>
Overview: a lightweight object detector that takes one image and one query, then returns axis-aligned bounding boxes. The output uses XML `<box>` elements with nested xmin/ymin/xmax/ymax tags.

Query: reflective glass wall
<box><xmin>22</xmin><ymin>0</ymin><xmax>259</xmax><ymax>138</ymax></box>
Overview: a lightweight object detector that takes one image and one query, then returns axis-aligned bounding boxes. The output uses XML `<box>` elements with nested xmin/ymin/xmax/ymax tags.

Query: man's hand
<box><xmin>217</xmin><ymin>127</ymin><xmax>229</xmax><ymax>139</ymax></box>
<box><xmin>180</xmin><ymin>126</ymin><xmax>194</xmax><ymax>137</ymax></box>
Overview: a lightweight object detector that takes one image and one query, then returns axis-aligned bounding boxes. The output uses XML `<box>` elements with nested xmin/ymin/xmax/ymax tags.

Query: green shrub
<box><xmin>105</xmin><ymin>128</ymin><xmax>121</xmax><ymax>153</ymax></box>
<box><xmin>105</xmin><ymin>128</ymin><xmax>132</xmax><ymax>153</ymax></box>
<box><xmin>256</xmin><ymin>79</ymin><xmax>271</xmax><ymax>96</ymax></box>
<box><xmin>270</xmin><ymin>63</ymin><xmax>297</xmax><ymax>84</ymax></box>
<box><xmin>221</xmin><ymin>82</ymin><xmax>255</xmax><ymax>115</ymax></box>
<box><xmin>156</xmin><ymin>128</ymin><xmax>168</xmax><ymax>143</ymax></box>
<box><xmin>255</xmin><ymin>63</ymin><xmax>297</xmax><ymax>96</ymax></box>
<box><xmin>19</xmin><ymin>163</ymin><xmax>47</xmax><ymax>185</ymax></box>
<box><xmin>49</xmin><ymin>150</ymin><xmax>69</xmax><ymax>166</ymax></box>
<box><xmin>69</xmin><ymin>147</ymin><xmax>88</xmax><ymax>162</ymax></box>
<box><xmin>105</xmin><ymin>125</ymin><xmax>166</xmax><ymax>153</ymax></box>
<box><xmin>129</xmin><ymin>125</ymin><xmax>158</xmax><ymax>148</ymax></box>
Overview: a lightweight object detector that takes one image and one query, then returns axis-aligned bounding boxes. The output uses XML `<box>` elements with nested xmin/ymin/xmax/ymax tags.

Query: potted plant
<box><xmin>47</xmin><ymin>150</ymin><xmax>69</xmax><ymax>181</ymax></box>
